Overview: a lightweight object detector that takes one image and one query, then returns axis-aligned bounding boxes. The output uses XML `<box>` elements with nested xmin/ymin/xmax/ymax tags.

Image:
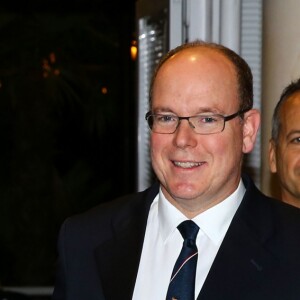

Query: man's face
<box><xmin>269</xmin><ymin>93</ymin><xmax>300</xmax><ymax>205</ymax></box>
<box><xmin>150</xmin><ymin>48</ymin><xmax>257</xmax><ymax>216</ymax></box>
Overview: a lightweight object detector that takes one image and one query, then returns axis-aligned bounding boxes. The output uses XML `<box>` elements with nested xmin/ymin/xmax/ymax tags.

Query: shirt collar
<box><xmin>158</xmin><ymin>180</ymin><xmax>246</xmax><ymax>245</ymax></box>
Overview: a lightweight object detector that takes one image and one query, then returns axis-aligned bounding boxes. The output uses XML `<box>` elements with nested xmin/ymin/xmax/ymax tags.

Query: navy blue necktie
<box><xmin>166</xmin><ymin>220</ymin><xmax>199</xmax><ymax>300</ymax></box>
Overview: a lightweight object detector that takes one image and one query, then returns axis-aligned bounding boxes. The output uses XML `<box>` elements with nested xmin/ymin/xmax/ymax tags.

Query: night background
<box><xmin>0</xmin><ymin>0</ymin><xmax>137</xmax><ymax>289</ymax></box>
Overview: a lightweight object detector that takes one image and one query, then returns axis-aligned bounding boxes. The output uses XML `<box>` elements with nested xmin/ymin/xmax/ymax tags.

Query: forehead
<box><xmin>279</xmin><ymin>91</ymin><xmax>300</xmax><ymax>135</ymax></box>
<box><xmin>152</xmin><ymin>47</ymin><xmax>239</xmax><ymax>110</ymax></box>
<box><xmin>281</xmin><ymin>93</ymin><xmax>300</xmax><ymax>119</ymax></box>
<box><xmin>161</xmin><ymin>47</ymin><xmax>235</xmax><ymax>73</ymax></box>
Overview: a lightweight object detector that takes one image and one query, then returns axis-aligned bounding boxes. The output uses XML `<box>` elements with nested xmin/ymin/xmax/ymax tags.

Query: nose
<box><xmin>173</xmin><ymin>119</ymin><xmax>197</xmax><ymax>148</ymax></box>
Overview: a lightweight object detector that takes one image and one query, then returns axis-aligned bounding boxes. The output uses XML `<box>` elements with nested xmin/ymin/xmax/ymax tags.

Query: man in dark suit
<box><xmin>53</xmin><ymin>41</ymin><xmax>300</xmax><ymax>300</ymax></box>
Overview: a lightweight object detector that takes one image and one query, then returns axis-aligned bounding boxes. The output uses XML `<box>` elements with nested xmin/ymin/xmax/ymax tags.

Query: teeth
<box><xmin>174</xmin><ymin>161</ymin><xmax>201</xmax><ymax>168</ymax></box>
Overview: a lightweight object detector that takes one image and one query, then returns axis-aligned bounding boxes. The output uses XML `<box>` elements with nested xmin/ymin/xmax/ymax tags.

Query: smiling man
<box><xmin>53</xmin><ymin>41</ymin><xmax>300</xmax><ymax>300</ymax></box>
<box><xmin>148</xmin><ymin>45</ymin><xmax>257</xmax><ymax>217</ymax></box>
<box><xmin>269</xmin><ymin>79</ymin><xmax>300</xmax><ymax>208</ymax></box>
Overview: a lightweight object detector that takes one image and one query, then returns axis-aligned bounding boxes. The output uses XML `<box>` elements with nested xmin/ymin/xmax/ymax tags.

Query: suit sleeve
<box><xmin>52</xmin><ymin>220</ymin><xmax>68</xmax><ymax>300</ymax></box>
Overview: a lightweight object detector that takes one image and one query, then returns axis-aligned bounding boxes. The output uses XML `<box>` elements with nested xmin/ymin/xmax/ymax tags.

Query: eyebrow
<box><xmin>152</xmin><ymin>107</ymin><xmax>175</xmax><ymax>114</ymax></box>
<box><xmin>152</xmin><ymin>107</ymin><xmax>224</xmax><ymax>115</ymax></box>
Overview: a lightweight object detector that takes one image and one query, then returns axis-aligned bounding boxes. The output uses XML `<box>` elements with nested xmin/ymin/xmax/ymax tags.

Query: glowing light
<box><xmin>130</xmin><ymin>40</ymin><xmax>137</xmax><ymax>61</ymax></box>
<box><xmin>49</xmin><ymin>52</ymin><xmax>56</xmax><ymax>64</ymax></box>
<box><xmin>101</xmin><ymin>87</ymin><xmax>108</xmax><ymax>94</ymax></box>
<box><xmin>42</xmin><ymin>52</ymin><xmax>60</xmax><ymax>77</ymax></box>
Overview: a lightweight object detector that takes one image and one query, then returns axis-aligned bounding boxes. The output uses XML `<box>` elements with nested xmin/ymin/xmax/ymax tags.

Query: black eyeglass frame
<box><xmin>145</xmin><ymin>107</ymin><xmax>252</xmax><ymax>134</ymax></box>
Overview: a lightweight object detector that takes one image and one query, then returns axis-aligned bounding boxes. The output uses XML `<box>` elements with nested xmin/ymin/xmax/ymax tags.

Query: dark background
<box><xmin>0</xmin><ymin>0</ymin><xmax>137</xmax><ymax>288</ymax></box>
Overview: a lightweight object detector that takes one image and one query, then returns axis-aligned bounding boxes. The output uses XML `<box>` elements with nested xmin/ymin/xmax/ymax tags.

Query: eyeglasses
<box><xmin>145</xmin><ymin>107</ymin><xmax>251</xmax><ymax>135</ymax></box>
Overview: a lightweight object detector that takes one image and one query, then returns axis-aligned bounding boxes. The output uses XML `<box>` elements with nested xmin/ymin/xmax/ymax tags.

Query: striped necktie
<box><xmin>166</xmin><ymin>220</ymin><xmax>199</xmax><ymax>300</ymax></box>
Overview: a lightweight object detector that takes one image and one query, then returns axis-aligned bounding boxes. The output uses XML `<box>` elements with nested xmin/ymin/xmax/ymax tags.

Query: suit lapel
<box><xmin>197</xmin><ymin>217</ymin><xmax>279</xmax><ymax>299</ymax></box>
<box><xmin>198</xmin><ymin>175</ymin><xmax>284</xmax><ymax>300</ymax></box>
<box><xmin>94</xmin><ymin>182</ymin><xmax>159</xmax><ymax>300</ymax></box>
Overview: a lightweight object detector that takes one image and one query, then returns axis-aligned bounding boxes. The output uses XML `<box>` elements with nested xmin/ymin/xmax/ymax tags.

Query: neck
<box><xmin>282</xmin><ymin>194</ymin><xmax>300</xmax><ymax>209</ymax></box>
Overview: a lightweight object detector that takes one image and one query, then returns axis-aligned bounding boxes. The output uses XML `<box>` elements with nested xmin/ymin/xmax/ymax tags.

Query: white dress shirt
<box><xmin>132</xmin><ymin>180</ymin><xmax>245</xmax><ymax>300</ymax></box>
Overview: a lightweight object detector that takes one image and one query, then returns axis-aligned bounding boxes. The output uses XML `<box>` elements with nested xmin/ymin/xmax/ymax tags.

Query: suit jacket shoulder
<box><xmin>52</xmin><ymin>182</ymin><xmax>159</xmax><ymax>300</ymax></box>
<box><xmin>199</xmin><ymin>174</ymin><xmax>300</xmax><ymax>300</ymax></box>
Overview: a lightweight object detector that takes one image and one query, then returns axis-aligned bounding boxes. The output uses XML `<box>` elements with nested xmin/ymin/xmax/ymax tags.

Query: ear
<box><xmin>268</xmin><ymin>139</ymin><xmax>278</xmax><ymax>173</ymax></box>
<box><xmin>242</xmin><ymin>109</ymin><xmax>261</xmax><ymax>154</ymax></box>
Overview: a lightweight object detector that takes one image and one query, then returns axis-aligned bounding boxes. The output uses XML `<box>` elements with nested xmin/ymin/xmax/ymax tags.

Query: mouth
<box><xmin>172</xmin><ymin>161</ymin><xmax>203</xmax><ymax>169</ymax></box>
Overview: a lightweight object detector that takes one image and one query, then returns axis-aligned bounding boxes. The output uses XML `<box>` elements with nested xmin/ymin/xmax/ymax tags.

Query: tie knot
<box><xmin>177</xmin><ymin>220</ymin><xmax>199</xmax><ymax>242</ymax></box>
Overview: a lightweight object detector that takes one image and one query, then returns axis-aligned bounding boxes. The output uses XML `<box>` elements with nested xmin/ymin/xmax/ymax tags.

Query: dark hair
<box><xmin>149</xmin><ymin>40</ymin><xmax>253</xmax><ymax>111</ymax></box>
<box><xmin>271</xmin><ymin>78</ymin><xmax>300</xmax><ymax>143</ymax></box>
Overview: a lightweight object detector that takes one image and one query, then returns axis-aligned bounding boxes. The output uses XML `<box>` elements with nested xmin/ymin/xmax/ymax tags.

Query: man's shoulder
<box><xmin>242</xmin><ymin>173</ymin><xmax>300</xmax><ymax>224</ymax></box>
<box><xmin>61</xmin><ymin>182</ymin><xmax>159</xmax><ymax>233</ymax></box>
<box><xmin>266</xmin><ymin>195</ymin><xmax>300</xmax><ymax>230</ymax></box>
<box><xmin>241</xmin><ymin>174</ymin><xmax>300</xmax><ymax>255</ymax></box>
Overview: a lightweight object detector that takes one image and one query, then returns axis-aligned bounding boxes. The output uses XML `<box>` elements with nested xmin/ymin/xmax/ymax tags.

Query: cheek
<box><xmin>150</xmin><ymin>135</ymin><xmax>161</xmax><ymax>155</ymax></box>
<box><xmin>232</xmin><ymin>127</ymin><xmax>244</xmax><ymax>152</ymax></box>
<box><xmin>150</xmin><ymin>135</ymin><xmax>168</xmax><ymax>164</ymax></box>
<box><xmin>296</xmin><ymin>155</ymin><xmax>300</xmax><ymax>168</ymax></box>
<box><xmin>288</xmin><ymin>151</ymin><xmax>300</xmax><ymax>170</ymax></box>
<box><xmin>216</xmin><ymin>130</ymin><xmax>243</xmax><ymax>155</ymax></box>
<box><xmin>214</xmin><ymin>132</ymin><xmax>244</xmax><ymax>168</ymax></box>
<box><xmin>150</xmin><ymin>135</ymin><xmax>172</xmax><ymax>181</ymax></box>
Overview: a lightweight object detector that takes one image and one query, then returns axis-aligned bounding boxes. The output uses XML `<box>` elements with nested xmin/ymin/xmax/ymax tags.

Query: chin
<box><xmin>169</xmin><ymin>186</ymin><xmax>201</xmax><ymax>201</ymax></box>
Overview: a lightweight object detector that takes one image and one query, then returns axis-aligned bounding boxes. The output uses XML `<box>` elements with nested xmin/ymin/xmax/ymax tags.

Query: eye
<box><xmin>156</xmin><ymin>115</ymin><xmax>177</xmax><ymax>123</ymax></box>
<box><xmin>197</xmin><ymin>115</ymin><xmax>219</xmax><ymax>124</ymax></box>
<box><xmin>291</xmin><ymin>136</ymin><xmax>300</xmax><ymax>144</ymax></box>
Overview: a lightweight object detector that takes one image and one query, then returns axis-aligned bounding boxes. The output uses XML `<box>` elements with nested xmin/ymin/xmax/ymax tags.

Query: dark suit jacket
<box><xmin>52</xmin><ymin>174</ymin><xmax>300</xmax><ymax>300</ymax></box>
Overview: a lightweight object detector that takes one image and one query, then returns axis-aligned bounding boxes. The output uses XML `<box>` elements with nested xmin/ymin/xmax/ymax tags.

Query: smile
<box><xmin>173</xmin><ymin>161</ymin><xmax>202</xmax><ymax>168</ymax></box>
